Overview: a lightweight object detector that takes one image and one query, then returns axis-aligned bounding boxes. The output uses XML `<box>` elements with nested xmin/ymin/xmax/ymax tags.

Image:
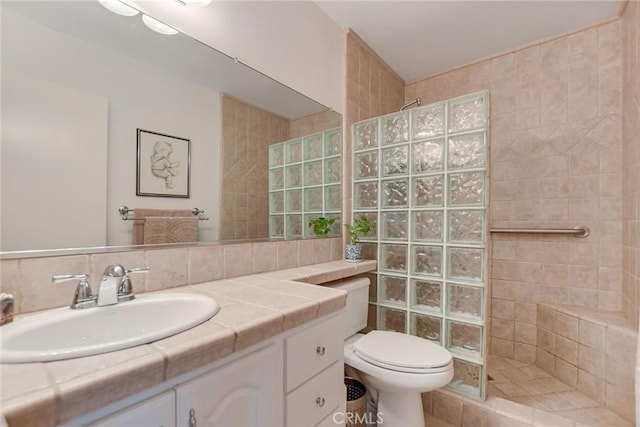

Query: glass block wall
<box><xmin>352</xmin><ymin>91</ymin><xmax>489</xmax><ymax>400</ymax></box>
<box><xmin>269</xmin><ymin>128</ymin><xmax>342</xmax><ymax>238</ymax></box>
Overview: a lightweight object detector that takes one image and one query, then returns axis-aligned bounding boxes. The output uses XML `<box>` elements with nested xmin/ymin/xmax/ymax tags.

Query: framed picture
<box><xmin>136</xmin><ymin>129</ymin><xmax>190</xmax><ymax>198</ymax></box>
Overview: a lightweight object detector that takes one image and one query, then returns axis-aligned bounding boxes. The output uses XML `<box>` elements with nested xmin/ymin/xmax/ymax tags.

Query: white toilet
<box><xmin>328</xmin><ymin>277</ymin><xmax>454</xmax><ymax>427</ymax></box>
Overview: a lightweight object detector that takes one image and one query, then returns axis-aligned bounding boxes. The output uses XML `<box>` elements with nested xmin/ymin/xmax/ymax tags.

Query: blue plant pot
<box><xmin>345</xmin><ymin>244</ymin><xmax>362</xmax><ymax>262</ymax></box>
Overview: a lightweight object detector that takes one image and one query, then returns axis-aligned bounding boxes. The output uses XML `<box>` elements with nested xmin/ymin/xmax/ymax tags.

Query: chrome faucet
<box><xmin>53</xmin><ymin>264</ymin><xmax>148</xmax><ymax>309</ymax></box>
<box><xmin>1</xmin><ymin>293</ymin><xmax>14</xmax><ymax>325</ymax></box>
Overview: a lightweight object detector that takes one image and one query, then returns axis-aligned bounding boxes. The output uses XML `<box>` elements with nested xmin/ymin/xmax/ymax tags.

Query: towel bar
<box><xmin>118</xmin><ymin>206</ymin><xmax>209</xmax><ymax>221</ymax></box>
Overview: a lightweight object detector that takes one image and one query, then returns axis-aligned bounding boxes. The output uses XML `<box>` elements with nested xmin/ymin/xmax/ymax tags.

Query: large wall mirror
<box><xmin>1</xmin><ymin>1</ymin><xmax>341</xmax><ymax>254</ymax></box>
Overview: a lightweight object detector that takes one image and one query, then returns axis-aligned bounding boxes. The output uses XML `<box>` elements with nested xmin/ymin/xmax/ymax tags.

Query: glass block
<box><xmin>382</xmin><ymin>179</ymin><xmax>408</xmax><ymax>208</ymax></box>
<box><xmin>382</xmin><ymin>145</ymin><xmax>409</xmax><ymax>176</ymax></box>
<box><xmin>448</xmin><ymin>247</ymin><xmax>484</xmax><ymax>282</ymax></box>
<box><xmin>448</xmin><ymin>93</ymin><xmax>487</xmax><ymax>134</ymax></box>
<box><xmin>304</xmin><ymin>161</ymin><xmax>323</xmax><ymax>186</ymax></box>
<box><xmin>447</xmin><ymin>284</ymin><xmax>483</xmax><ymax>320</ymax></box>
<box><xmin>285</xmin><ymin>138</ymin><xmax>302</xmax><ymax>163</ymax></box>
<box><xmin>365</xmin><ymin>272</ymin><xmax>378</xmax><ymax>302</ymax></box>
<box><xmin>354</xmin><ymin>150</ymin><xmax>378</xmax><ymax>180</ymax></box>
<box><xmin>379</xmin><ymin>306</ymin><xmax>406</xmax><ymax>333</ymax></box>
<box><xmin>413</xmin><ymin>175</ymin><xmax>444</xmax><ymax>207</ymax></box>
<box><xmin>325</xmin><ymin>128</ymin><xmax>342</xmax><ymax>156</ymax></box>
<box><xmin>449</xmin><ymin>210</ymin><xmax>484</xmax><ymax>243</ymax></box>
<box><xmin>381</xmin><ymin>243</ymin><xmax>407</xmax><ymax>273</ymax></box>
<box><xmin>269</xmin><ymin>168</ymin><xmax>284</xmax><ymax>190</ymax></box>
<box><xmin>354</xmin><ymin>119</ymin><xmax>378</xmax><ymax>151</ymax></box>
<box><xmin>448</xmin><ymin>132</ymin><xmax>486</xmax><ymax>169</ymax></box>
<box><xmin>285</xmin><ymin>164</ymin><xmax>302</xmax><ymax>188</ymax></box>
<box><xmin>269</xmin><ymin>191</ymin><xmax>284</xmax><ymax>213</ymax></box>
<box><xmin>411</xmin><ymin>103</ymin><xmax>444</xmax><ymax>139</ymax></box>
<box><xmin>412</xmin><ymin>245</ymin><xmax>442</xmax><ymax>277</ymax></box>
<box><xmin>379</xmin><ymin>275</ymin><xmax>407</xmax><ymax>307</ymax></box>
<box><xmin>449</xmin><ymin>172</ymin><xmax>484</xmax><ymax>206</ymax></box>
<box><xmin>410</xmin><ymin>312</ymin><xmax>442</xmax><ymax>343</ymax></box>
<box><xmin>269</xmin><ymin>215</ymin><xmax>284</xmax><ymax>237</ymax></box>
<box><xmin>285</xmin><ymin>189</ymin><xmax>302</xmax><ymax>212</ymax></box>
<box><xmin>304</xmin><ymin>133</ymin><xmax>323</xmax><ymax>160</ymax></box>
<box><xmin>412</xmin><ymin>139</ymin><xmax>444</xmax><ymax>173</ymax></box>
<box><xmin>447</xmin><ymin>359</ymin><xmax>482</xmax><ymax>399</ymax></box>
<box><xmin>325</xmin><ymin>212</ymin><xmax>342</xmax><ymax>237</ymax></box>
<box><xmin>381</xmin><ymin>211</ymin><xmax>408</xmax><ymax>240</ymax></box>
<box><xmin>325</xmin><ymin>185</ymin><xmax>341</xmax><ymax>211</ymax></box>
<box><xmin>447</xmin><ymin>320</ymin><xmax>482</xmax><ymax>359</ymax></box>
<box><xmin>304</xmin><ymin>213</ymin><xmax>322</xmax><ymax>237</ymax></box>
<box><xmin>411</xmin><ymin>279</ymin><xmax>442</xmax><ymax>313</ymax></box>
<box><xmin>353</xmin><ymin>212</ymin><xmax>377</xmax><ymax>240</ymax></box>
<box><xmin>412</xmin><ymin>210</ymin><xmax>443</xmax><ymax>242</ymax></box>
<box><xmin>269</xmin><ymin>143</ymin><xmax>284</xmax><ymax>167</ymax></box>
<box><xmin>381</xmin><ymin>111</ymin><xmax>409</xmax><ymax>145</ymax></box>
<box><xmin>304</xmin><ymin>187</ymin><xmax>323</xmax><ymax>212</ymax></box>
<box><xmin>285</xmin><ymin>214</ymin><xmax>303</xmax><ymax>238</ymax></box>
<box><xmin>354</xmin><ymin>181</ymin><xmax>378</xmax><ymax>209</ymax></box>
<box><xmin>324</xmin><ymin>157</ymin><xmax>341</xmax><ymax>184</ymax></box>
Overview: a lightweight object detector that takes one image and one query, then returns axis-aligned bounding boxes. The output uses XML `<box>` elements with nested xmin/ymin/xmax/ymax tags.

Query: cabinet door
<box><xmin>176</xmin><ymin>344</ymin><xmax>283</xmax><ymax>427</ymax></box>
<box><xmin>90</xmin><ymin>390</ymin><xmax>175</xmax><ymax>427</ymax></box>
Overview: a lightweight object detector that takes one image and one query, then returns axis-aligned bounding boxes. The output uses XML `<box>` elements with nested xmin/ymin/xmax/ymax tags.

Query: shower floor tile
<box><xmin>487</xmin><ymin>355</ymin><xmax>633</xmax><ymax>427</ymax></box>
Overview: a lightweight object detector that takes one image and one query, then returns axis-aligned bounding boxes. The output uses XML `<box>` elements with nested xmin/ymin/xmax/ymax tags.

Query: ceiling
<box><xmin>315</xmin><ymin>0</ymin><xmax>622</xmax><ymax>82</ymax></box>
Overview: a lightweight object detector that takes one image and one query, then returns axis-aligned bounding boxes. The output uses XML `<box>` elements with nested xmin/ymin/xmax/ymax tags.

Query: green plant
<box><xmin>344</xmin><ymin>216</ymin><xmax>375</xmax><ymax>245</ymax></box>
<box><xmin>308</xmin><ymin>217</ymin><xmax>336</xmax><ymax>237</ymax></box>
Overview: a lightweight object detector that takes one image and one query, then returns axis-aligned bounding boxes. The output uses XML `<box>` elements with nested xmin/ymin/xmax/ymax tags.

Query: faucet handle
<box><xmin>118</xmin><ymin>267</ymin><xmax>149</xmax><ymax>302</ymax></box>
<box><xmin>52</xmin><ymin>274</ymin><xmax>95</xmax><ymax>309</ymax></box>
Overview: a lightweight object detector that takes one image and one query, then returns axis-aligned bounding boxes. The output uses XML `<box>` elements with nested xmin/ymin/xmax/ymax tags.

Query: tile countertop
<box><xmin>0</xmin><ymin>260</ymin><xmax>376</xmax><ymax>427</ymax></box>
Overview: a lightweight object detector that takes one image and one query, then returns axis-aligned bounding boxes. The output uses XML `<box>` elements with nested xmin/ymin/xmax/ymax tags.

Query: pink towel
<box><xmin>142</xmin><ymin>216</ymin><xmax>198</xmax><ymax>244</ymax></box>
<box><xmin>132</xmin><ymin>208</ymin><xmax>194</xmax><ymax>244</ymax></box>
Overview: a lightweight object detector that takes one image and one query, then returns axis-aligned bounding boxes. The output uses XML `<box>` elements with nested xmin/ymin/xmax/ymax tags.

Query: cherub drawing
<box><xmin>150</xmin><ymin>140</ymin><xmax>180</xmax><ymax>189</ymax></box>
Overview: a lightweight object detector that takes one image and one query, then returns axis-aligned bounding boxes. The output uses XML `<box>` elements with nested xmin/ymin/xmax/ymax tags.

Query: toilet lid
<box><xmin>353</xmin><ymin>331</ymin><xmax>452</xmax><ymax>372</ymax></box>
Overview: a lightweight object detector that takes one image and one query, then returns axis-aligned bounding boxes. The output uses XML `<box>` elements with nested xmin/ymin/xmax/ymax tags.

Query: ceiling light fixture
<box><xmin>175</xmin><ymin>0</ymin><xmax>212</xmax><ymax>6</ymax></box>
<box><xmin>142</xmin><ymin>14</ymin><xmax>179</xmax><ymax>35</ymax></box>
<box><xmin>97</xmin><ymin>0</ymin><xmax>139</xmax><ymax>17</ymax></box>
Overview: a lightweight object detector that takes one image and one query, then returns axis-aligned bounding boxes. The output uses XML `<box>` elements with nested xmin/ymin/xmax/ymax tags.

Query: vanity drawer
<box><xmin>285</xmin><ymin>314</ymin><xmax>342</xmax><ymax>392</ymax></box>
<box><xmin>286</xmin><ymin>361</ymin><xmax>343</xmax><ymax>427</ymax></box>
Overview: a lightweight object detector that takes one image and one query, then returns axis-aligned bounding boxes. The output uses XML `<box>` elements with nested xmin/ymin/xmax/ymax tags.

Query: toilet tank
<box><xmin>326</xmin><ymin>277</ymin><xmax>370</xmax><ymax>339</ymax></box>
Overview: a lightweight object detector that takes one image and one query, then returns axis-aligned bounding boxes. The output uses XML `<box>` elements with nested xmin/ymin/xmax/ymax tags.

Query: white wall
<box><xmin>135</xmin><ymin>0</ymin><xmax>345</xmax><ymax>114</ymax></box>
<box><xmin>1</xmin><ymin>10</ymin><xmax>220</xmax><ymax>248</ymax></box>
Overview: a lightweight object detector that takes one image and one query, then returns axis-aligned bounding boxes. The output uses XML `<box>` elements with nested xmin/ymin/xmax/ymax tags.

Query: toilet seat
<box><xmin>352</xmin><ymin>330</ymin><xmax>452</xmax><ymax>374</ymax></box>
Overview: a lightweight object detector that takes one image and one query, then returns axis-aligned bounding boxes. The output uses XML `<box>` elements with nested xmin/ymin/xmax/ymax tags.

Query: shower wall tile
<box><xmin>406</xmin><ymin>18</ymin><xmax>633</xmax><ymax>384</ymax></box>
<box><xmin>621</xmin><ymin>0</ymin><xmax>640</xmax><ymax>330</ymax></box>
<box><xmin>220</xmin><ymin>95</ymin><xmax>290</xmax><ymax>240</ymax></box>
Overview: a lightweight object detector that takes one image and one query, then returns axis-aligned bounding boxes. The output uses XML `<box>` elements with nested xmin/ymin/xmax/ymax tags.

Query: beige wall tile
<box><xmin>188</xmin><ymin>245</ymin><xmax>224</xmax><ymax>284</ymax></box>
<box><xmin>223</xmin><ymin>243</ymin><xmax>253</xmax><ymax>278</ymax></box>
<box><xmin>252</xmin><ymin>242</ymin><xmax>277</xmax><ymax>274</ymax></box>
<box><xmin>577</xmin><ymin>368</ymin><xmax>605</xmax><ymax>404</ymax></box>
<box><xmin>556</xmin><ymin>335</ymin><xmax>578</xmax><ymax>365</ymax></box>
<box><xmin>145</xmin><ymin>248</ymin><xmax>189</xmax><ymax>292</ymax></box>
<box><xmin>432</xmin><ymin>391</ymin><xmax>463</xmax><ymax>426</ymax></box>
<box><xmin>556</xmin><ymin>312</ymin><xmax>579</xmax><ymax>340</ymax></box>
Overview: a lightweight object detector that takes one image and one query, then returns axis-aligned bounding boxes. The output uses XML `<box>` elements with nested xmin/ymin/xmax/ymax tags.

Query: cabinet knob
<box><xmin>316</xmin><ymin>346</ymin><xmax>326</xmax><ymax>356</ymax></box>
<box><xmin>316</xmin><ymin>397</ymin><xmax>326</xmax><ymax>407</ymax></box>
<box><xmin>188</xmin><ymin>408</ymin><xmax>197</xmax><ymax>427</ymax></box>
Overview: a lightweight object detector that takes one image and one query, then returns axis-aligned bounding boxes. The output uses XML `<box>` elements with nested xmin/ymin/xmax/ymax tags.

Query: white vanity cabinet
<box><xmin>284</xmin><ymin>314</ymin><xmax>344</xmax><ymax>427</ymax></box>
<box><xmin>90</xmin><ymin>390</ymin><xmax>176</xmax><ymax>427</ymax></box>
<box><xmin>81</xmin><ymin>313</ymin><xmax>344</xmax><ymax>427</ymax></box>
<box><xmin>175</xmin><ymin>343</ymin><xmax>283</xmax><ymax>427</ymax></box>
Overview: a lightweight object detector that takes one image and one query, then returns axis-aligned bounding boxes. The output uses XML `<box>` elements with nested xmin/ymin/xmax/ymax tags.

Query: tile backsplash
<box><xmin>0</xmin><ymin>238</ymin><xmax>343</xmax><ymax>315</ymax></box>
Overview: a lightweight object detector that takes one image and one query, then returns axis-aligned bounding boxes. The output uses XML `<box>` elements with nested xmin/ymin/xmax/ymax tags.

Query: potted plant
<box><xmin>344</xmin><ymin>216</ymin><xmax>375</xmax><ymax>262</ymax></box>
<box><xmin>308</xmin><ymin>217</ymin><xmax>336</xmax><ymax>237</ymax></box>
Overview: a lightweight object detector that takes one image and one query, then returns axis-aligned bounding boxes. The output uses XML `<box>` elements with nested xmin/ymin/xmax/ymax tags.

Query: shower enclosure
<box><xmin>352</xmin><ymin>91</ymin><xmax>489</xmax><ymax>400</ymax></box>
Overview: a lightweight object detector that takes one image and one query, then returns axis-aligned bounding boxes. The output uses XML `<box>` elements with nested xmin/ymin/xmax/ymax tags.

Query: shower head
<box><xmin>400</xmin><ymin>98</ymin><xmax>421</xmax><ymax>111</ymax></box>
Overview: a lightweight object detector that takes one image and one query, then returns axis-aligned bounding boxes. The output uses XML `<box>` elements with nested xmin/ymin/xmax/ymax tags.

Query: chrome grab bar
<box><xmin>489</xmin><ymin>225</ymin><xmax>590</xmax><ymax>238</ymax></box>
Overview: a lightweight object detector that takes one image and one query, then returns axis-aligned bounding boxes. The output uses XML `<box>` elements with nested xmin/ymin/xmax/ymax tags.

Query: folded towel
<box><xmin>132</xmin><ymin>208</ymin><xmax>194</xmax><ymax>244</ymax></box>
<box><xmin>143</xmin><ymin>216</ymin><xmax>199</xmax><ymax>244</ymax></box>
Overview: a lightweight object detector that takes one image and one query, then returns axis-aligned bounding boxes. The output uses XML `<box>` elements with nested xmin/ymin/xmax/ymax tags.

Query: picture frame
<box><xmin>136</xmin><ymin>129</ymin><xmax>190</xmax><ymax>198</ymax></box>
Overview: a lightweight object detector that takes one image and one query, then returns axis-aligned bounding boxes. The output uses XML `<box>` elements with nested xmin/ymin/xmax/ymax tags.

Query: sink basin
<box><xmin>0</xmin><ymin>293</ymin><xmax>220</xmax><ymax>363</ymax></box>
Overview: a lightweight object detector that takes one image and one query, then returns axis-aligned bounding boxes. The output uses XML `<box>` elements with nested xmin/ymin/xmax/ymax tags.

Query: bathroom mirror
<box><xmin>1</xmin><ymin>1</ymin><xmax>341</xmax><ymax>253</ymax></box>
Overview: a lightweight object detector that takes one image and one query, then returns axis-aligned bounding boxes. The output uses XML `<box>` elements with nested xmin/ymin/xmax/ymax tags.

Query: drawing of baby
<box><xmin>150</xmin><ymin>140</ymin><xmax>180</xmax><ymax>189</ymax></box>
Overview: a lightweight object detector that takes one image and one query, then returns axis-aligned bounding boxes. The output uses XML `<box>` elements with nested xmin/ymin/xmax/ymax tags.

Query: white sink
<box><xmin>0</xmin><ymin>293</ymin><xmax>220</xmax><ymax>363</ymax></box>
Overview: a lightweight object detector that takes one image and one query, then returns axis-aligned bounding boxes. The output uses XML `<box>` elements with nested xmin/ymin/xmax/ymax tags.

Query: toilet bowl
<box><xmin>327</xmin><ymin>278</ymin><xmax>454</xmax><ymax>427</ymax></box>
